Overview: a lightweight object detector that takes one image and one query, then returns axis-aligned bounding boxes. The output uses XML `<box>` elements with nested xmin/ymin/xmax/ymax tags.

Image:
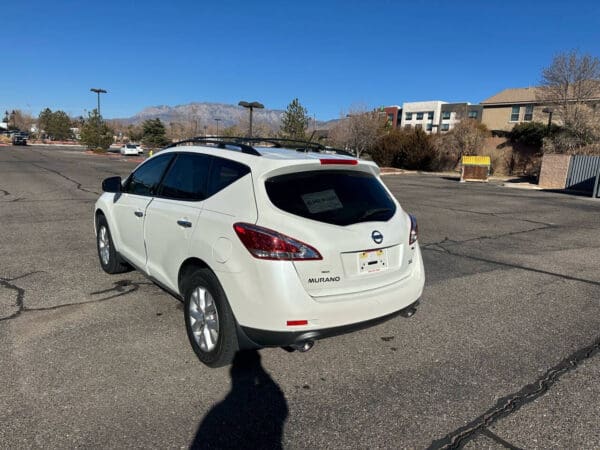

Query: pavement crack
<box><xmin>428</xmin><ymin>335</ymin><xmax>600</xmax><ymax>449</ymax></box>
<box><xmin>31</xmin><ymin>163</ymin><xmax>100</xmax><ymax>196</ymax></box>
<box><xmin>0</xmin><ymin>277</ymin><xmax>26</xmax><ymax>321</ymax></box>
<box><xmin>89</xmin><ymin>279</ymin><xmax>153</xmax><ymax>301</ymax></box>
<box><xmin>7</xmin><ymin>271</ymin><xmax>46</xmax><ymax>282</ymax></box>
<box><xmin>423</xmin><ymin>246</ymin><xmax>600</xmax><ymax>287</ymax></box>
<box><xmin>419</xmin><ymin>203</ymin><xmax>557</xmax><ymax>228</ymax></box>
<box><xmin>26</xmin><ymin>280</ymin><xmax>154</xmax><ymax>312</ymax></box>
<box><xmin>421</xmin><ymin>224</ymin><xmax>552</xmax><ymax>250</ymax></box>
<box><xmin>0</xmin><ymin>276</ymin><xmax>150</xmax><ymax>321</ymax></box>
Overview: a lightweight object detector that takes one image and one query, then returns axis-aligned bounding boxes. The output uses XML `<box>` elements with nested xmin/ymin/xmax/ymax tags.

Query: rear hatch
<box><xmin>262</xmin><ymin>167</ymin><xmax>414</xmax><ymax>300</ymax></box>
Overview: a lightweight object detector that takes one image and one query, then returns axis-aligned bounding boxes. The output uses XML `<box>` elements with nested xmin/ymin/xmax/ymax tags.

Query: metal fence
<box><xmin>565</xmin><ymin>155</ymin><xmax>600</xmax><ymax>197</ymax></box>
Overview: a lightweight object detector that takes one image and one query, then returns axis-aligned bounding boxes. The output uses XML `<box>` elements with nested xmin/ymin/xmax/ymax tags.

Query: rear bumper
<box><xmin>237</xmin><ymin>299</ymin><xmax>420</xmax><ymax>348</ymax></box>
<box><xmin>221</xmin><ymin>244</ymin><xmax>425</xmax><ymax>332</ymax></box>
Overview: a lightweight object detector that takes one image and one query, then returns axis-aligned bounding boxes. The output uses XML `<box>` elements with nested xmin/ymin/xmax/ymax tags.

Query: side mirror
<box><xmin>102</xmin><ymin>176</ymin><xmax>122</xmax><ymax>193</ymax></box>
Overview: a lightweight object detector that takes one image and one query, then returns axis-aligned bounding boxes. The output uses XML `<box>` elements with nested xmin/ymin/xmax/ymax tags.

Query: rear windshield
<box><xmin>265</xmin><ymin>170</ymin><xmax>396</xmax><ymax>226</ymax></box>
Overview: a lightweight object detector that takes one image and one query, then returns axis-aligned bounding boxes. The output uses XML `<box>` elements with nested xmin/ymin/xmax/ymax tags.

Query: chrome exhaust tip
<box><xmin>297</xmin><ymin>340</ymin><xmax>314</xmax><ymax>352</ymax></box>
<box><xmin>282</xmin><ymin>340</ymin><xmax>315</xmax><ymax>353</ymax></box>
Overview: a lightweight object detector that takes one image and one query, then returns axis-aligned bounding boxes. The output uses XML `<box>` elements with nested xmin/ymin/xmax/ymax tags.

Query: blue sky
<box><xmin>2</xmin><ymin>0</ymin><xmax>599</xmax><ymax>120</ymax></box>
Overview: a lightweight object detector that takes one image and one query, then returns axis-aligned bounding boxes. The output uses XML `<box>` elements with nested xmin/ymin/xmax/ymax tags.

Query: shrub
<box><xmin>371</xmin><ymin>128</ymin><xmax>436</xmax><ymax>171</ymax></box>
<box><xmin>370</xmin><ymin>129</ymin><xmax>404</xmax><ymax>167</ymax></box>
<box><xmin>510</xmin><ymin>122</ymin><xmax>560</xmax><ymax>149</ymax></box>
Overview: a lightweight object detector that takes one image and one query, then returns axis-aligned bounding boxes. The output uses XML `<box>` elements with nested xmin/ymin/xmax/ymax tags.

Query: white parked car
<box><xmin>94</xmin><ymin>138</ymin><xmax>424</xmax><ymax>367</ymax></box>
<box><xmin>120</xmin><ymin>143</ymin><xmax>142</xmax><ymax>155</ymax></box>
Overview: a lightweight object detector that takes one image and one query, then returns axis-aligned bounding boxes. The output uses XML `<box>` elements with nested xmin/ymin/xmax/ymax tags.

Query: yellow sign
<box><xmin>462</xmin><ymin>155</ymin><xmax>491</xmax><ymax>166</ymax></box>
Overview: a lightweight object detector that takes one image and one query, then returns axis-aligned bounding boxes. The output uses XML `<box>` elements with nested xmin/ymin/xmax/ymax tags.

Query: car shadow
<box><xmin>190</xmin><ymin>349</ymin><xmax>289</xmax><ymax>449</ymax></box>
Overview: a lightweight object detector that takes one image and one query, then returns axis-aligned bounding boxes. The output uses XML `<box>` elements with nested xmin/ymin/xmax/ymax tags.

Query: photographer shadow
<box><xmin>191</xmin><ymin>350</ymin><xmax>288</xmax><ymax>449</ymax></box>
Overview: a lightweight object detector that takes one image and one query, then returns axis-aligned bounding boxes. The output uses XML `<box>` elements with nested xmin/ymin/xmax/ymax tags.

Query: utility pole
<box><xmin>214</xmin><ymin>118</ymin><xmax>222</xmax><ymax>136</ymax></box>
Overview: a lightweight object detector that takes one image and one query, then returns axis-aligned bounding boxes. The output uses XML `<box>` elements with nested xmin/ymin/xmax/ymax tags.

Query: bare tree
<box><xmin>433</xmin><ymin>119</ymin><xmax>490</xmax><ymax>168</ymax></box>
<box><xmin>538</xmin><ymin>50</ymin><xmax>600</xmax><ymax>132</ymax></box>
<box><xmin>328</xmin><ymin>106</ymin><xmax>387</xmax><ymax>157</ymax></box>
<box><xmin>11</xmin><ymin>110</ymin><xmax>35</xmax><ymax>131</ymax></box>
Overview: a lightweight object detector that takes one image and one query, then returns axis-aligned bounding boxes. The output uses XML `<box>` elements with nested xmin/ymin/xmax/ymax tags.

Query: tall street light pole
<box><xmin>214</xmin><ymin>118</ymin><xmax>221</xmax><ymax>136</ymax></box>
<box><xmin>90</xmin><ymin>88</ymin><xmax>107</xmax><ymax>116</ymax></box>
<box><xmin>238</xmin><ymin>101</ymin><xmax>264</xmax><ymax>138</ymax></box>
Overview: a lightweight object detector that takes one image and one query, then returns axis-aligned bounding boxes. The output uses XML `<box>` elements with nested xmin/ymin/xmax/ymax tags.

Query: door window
<box><xmin>124</xmin><ymin>154</ymin><xmax>174</xmax><ymax>196</ymax></box>
<box><xmin>158</xmin><ymin>153</ymin><xmax>211</xmax><ymax>201</ymax></box>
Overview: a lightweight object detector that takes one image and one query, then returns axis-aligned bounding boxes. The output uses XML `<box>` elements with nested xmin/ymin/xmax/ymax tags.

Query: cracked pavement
<box><xmin>1</xmin><ymin>146</ymin><xmax>599</xmax><ymax>449</ymax></box>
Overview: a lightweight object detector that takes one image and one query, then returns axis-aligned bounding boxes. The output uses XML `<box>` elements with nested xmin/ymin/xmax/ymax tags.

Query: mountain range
<box><xmin>114</xmin><ymin>102</ymin><xmax>337</xmax><ymax>130</ymax></box>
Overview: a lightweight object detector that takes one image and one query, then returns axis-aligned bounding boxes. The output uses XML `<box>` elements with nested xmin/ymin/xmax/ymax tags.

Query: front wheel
<box><xmin>183</xmin><ymin>268</ymin><xmax>238</xmax><ymax>368</ymax></box>
<box><xmin>96</xmin><ymin>215</ymin><xmax>129</xmax><ymax>274</ymax></box>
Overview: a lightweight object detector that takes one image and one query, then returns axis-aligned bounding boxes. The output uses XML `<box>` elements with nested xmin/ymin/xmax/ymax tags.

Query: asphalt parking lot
<box><xmin>1</xmin><ymin>145</ymin><xmax>599</xmax><ymax>449</ymax></box>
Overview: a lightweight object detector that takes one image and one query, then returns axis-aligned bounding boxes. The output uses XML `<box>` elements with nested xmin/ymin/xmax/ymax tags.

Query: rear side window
<box><xmin>207</xmin><ymin>157</ymin><xmax>250</xmax><ymax>196</ymax></box>
<box><xmin>265</xmin><ymin>170</ymin><xmax>396</xmax><ymax>226</ymax></box>
<box><xmin>159</xmin><ymin>153</ymin><xmax>211</xmax><ymax>201</ymax></box>
<box><xmin>125</xmin><ymin>154</ymin><xmax>174</xmax><ymax>196</ymax></box>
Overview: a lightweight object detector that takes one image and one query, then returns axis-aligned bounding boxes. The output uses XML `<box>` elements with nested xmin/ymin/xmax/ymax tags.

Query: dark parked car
<box><xmin>12</xmin><ymin>134</ymin><xmax>27</xmax><ymax>146</ymax></box>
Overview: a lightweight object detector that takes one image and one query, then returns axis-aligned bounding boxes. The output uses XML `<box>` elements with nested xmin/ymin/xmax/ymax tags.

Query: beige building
<box><xmin>481</xmin><ymin>87</ymin><xmax>550</xmax><ymax>132</ymax></box>
<box><xmin>482</xmin><ymin>85</ymin><xmax>600</xmax><ymax>132</ymax></box>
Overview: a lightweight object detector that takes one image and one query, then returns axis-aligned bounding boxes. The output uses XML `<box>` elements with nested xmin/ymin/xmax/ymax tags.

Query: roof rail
<box><xmin>163</xmin><ymin>137</ymin><xmax>261</xmax><ymax>156</ymax></box>
<box><xmin>222</xmin><ymin>137</ymin><xmax>325</xmax><ymax>149</ymax></box>
<box><xmin>164</xmin><ymin>136</ymin><xmax>356</xmax><ymax>158</ymax></box>
<box><xmin>210</xmin><ymin>136</ymin><xmax>356</xmax><ymax>157</ymax></box>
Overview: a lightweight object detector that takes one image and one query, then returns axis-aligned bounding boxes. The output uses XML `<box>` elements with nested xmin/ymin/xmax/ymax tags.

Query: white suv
<box><xmin>94</xmin><ymin>138</ymin><xmax>424</xmax><ymax>367</ymax></box>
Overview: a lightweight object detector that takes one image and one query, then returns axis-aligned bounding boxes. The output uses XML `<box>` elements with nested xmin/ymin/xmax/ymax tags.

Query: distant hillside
<box><xmin>113</xmin><ymin>102</ymin><xmax>339</xmax><ymax>130</ymax></box>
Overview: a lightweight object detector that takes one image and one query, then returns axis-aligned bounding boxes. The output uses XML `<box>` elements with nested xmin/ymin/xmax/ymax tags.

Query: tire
<box><xmin>96</xmin><ymin>215</ymin><xmax>129</xmax><ymax>274</ymax></box>
<box><xmin>183</xmin><ymin>268</ymin><xmax>239</xmax><ymax>368</ymax></box>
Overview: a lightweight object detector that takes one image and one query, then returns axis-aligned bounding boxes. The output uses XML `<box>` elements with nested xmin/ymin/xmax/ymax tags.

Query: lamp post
<box><xmin>238</xmin><ymin>101</ymin><xmax>264</xmax><ymax>138</ymax></box>
<box><xmin>90</xmin><ymin>88</ymin><xmax>107</xmax><ymax>116</ymax></box>
<box><xmin>214</xmin><ymin>118</ymin><xmax>221</xmax><ymax>136</ymax></box>
<box><xmin>542</xmin><ymin>107</ymin><xmax>554</xmax><ymax>128</ymax></box>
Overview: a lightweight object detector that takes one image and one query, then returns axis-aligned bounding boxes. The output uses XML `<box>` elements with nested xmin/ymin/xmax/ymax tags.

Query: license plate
<box><xmin>358</xmin><ymin>249</ymin><xmax>388</xmax><ymax>274</ymax></box>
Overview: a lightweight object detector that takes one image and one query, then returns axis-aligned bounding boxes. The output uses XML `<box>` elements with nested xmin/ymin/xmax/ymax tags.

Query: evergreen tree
<box><xmin>80</xmin><ymin>109</ymin><xmax>113</xmax><ymax>150</ymax></box>
<box><xmin>38</xmin><ymin>108</ymin><xmax>53</xmax><ymax>138</ymax></box>
<box><xmin>48</xmin><ymin>110</ymin><xmax>73</xmax><ymax>140</ymax></box>
<box><xmin>37</xmin><ymin>108</ymin><xmax>73</xmax><ymax>140</ymax></box>
<box><xmin>141</xmin><ymin>118</ymin><xmax>170</xmax><ymax>148</ymax></box>
<box><xmin>280</xmin><ymin>98</ymin><xmax>309</xmax><ymax>141</ymax></box>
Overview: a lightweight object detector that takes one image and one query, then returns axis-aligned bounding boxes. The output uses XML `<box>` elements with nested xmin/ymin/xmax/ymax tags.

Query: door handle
<box><xmin>134</xmin><ymin>210</ymin><xmax>144</xmax><ymax>217</ymax></box>
<box><xmin>177</xmin><ymin>219</ymin><xmax>192</xmax><ymax>228</ymax></box>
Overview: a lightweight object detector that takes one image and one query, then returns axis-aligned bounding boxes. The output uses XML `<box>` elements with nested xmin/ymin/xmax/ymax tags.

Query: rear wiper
<box><xmin>358</xmin><ymin>207</ymin><xmax>394</xmax><ymax>221</ymax></box>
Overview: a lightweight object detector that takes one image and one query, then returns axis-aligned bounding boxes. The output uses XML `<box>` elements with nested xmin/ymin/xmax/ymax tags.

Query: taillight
<box><xmin>319</xmin><ymin>158</ymin><xmax>358</xmax><ymax>165</ymax></box>
<box><xmin>233</xmin><ymin>223</ymin><xmax>322</xmax><ymax>261</ymax></box>
<box><xmin>409</xmin><ymin>214</ymin><xmax>418</xmax><ymax>245</ymax></box>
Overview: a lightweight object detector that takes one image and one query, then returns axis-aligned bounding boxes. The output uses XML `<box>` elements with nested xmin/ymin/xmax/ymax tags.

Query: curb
<box><xmin>84</xmin><ymin>150</ymin><xmax>145</xmax><ymax>163</ymax></box>
<box><xmin>502</xmin><ymin>182</ymin><xmax>543</xmax><ymax>190</ymax></box>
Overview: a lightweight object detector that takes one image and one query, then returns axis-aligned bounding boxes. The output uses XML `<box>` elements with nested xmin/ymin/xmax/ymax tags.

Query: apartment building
<box><xmin>383</xmin><ymin>105</ymin><xmax>402</xmax><ymax>128</ymax></box>
<box><xmin>394</xmin><ymin>101</ymin><xmax>482</xmax><ymax>133</ymax></box>
<box><xmin>439</xmin><ymin>103</ymin><xmax>482</xmax><ymax>131</ymax></box>
<box><xmin>399</xmin><ymin>101</ymin><xmax>445</xmax><ymax>133</ymax></box>
<box><xmin>480</xmin><ymin>87</ymin><xmax>547</xmax><ymax>132</ymax></box>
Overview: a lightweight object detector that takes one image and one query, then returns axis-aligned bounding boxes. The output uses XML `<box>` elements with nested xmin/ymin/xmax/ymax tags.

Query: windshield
<box><xmin>265</xmin><ymin>170</ymin><xmax>396</xmax><ymax>226</ymax></box>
